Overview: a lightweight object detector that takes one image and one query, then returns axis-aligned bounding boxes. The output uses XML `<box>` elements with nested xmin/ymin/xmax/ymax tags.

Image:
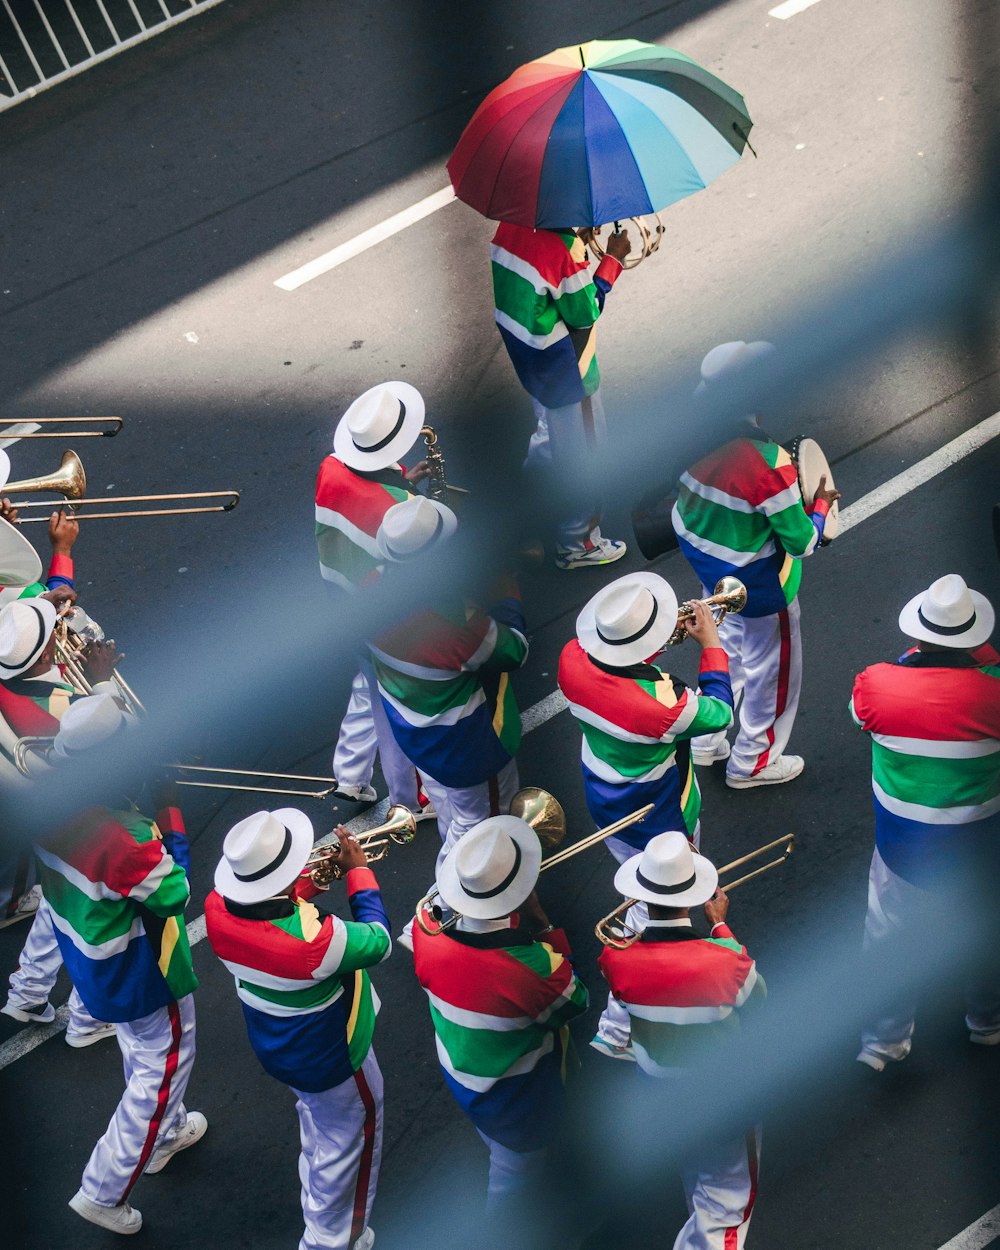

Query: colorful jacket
<box><xmin>0</xmin><ymin>551</ymin><xmax>75</xmax><ymax>609</ymax></box>
<box><xmin>205</xmin><ymin>867</ymin><xmax>390</xmax><ymax>1093</ymax></box>
<box><xmin>412</xmin><ymin>916</ymin><xmax>589</xmax><ymax>1151</ymax></box>
<box><xmin>491</xmin><ymin>223</ymin><xmax>623</xmax><ymax>408</ymax></box>
<box><xmin>36</xmin><ymin>805</ymin><xmax>196</xmax><ymax>1022</ymax></box>
<box><xmin>369</xmin><ymin>580</ymin><xmax>528</xmax><ymax>788</ymax></box>
<box><xmin>672</xmin><ymin>434</ymin><xmax>829</xmax><ymax>617</ymax></box>
<box><xmin>0</xmin><ymin>667</ymin><xmax>118</xmax><ymax>736</ymax></box>
<box><xmin>599</xmin><ymin>922</ymin><xmax>765</xmax><ymax>1077</ymax></box>
<box><xmin>315</xmin><ymin>457</ymin><xmax>413</xmax><ymax>591</ymax></box>
<box><xmin>851</xmin><ymin>645</ymin><xmax>1000</xmax><ymax>886</ymax></box>
<box><xmin>558</xmin><ymin>642</ymin><xmax>734</xmax><ymax>846</ymax></box>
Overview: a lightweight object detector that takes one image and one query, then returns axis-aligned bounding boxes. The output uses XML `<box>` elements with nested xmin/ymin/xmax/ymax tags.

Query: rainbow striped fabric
<box><xmin>412</xmin><ymin>919</ymin><xmax>588</xmax><ymax>1151</ymax></box>
<box><xmin>314</xmin><ymin>456</ymin><xmax>412</xmax><ymax>591</ymax></box>
<box><xmin>599</xmin><ymin>922</ymin><xmax>765</xmax><ymax>1077</ymax></box>
<box><xmin>851</xmin><ymin>646</ymin><xmax>1000</xmax><ymax>885</ymax></box>
<box><xmin>36</xmin><ymin>806</ymin><xmax>197</xmax><ymax>1022</ymax></box>
<box><xmin>558</xmin><ymin>643</ymin><xmax>733</xmax><ymax>845</ymax></box>
<box><xmin>491</xmin><ymin>223</ymin><xmax>623</xmax><ymax>408</ymax></box>
<box><xmin>205</xmin><ymin>867</ymin><xmax>390</xmax><ymax>1092</ymax></box>
<box><xmin>671</xmin><ymin>435</ymin><xmax>828</xmax><ymax>618</ymax></box>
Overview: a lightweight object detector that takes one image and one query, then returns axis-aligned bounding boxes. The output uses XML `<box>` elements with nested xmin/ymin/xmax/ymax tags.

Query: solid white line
<box><xmin>2</xmin><ymin>411</ymin><xmax>996</xmax><ymax>1072</ymax></box>
<box><xmin>938</xmin><ymin>1203</ymin><xmax>1000</xmax><ymax>1250</ymax></box>
<box><xmin>768</xmin><ymin>0</ymin><xmax>823</xmax><ymax>18</ymax></box>
<box><xmin>274</xmin><ymin>185</ymin><xmax>456</xmax><ymax>291</ymax></box>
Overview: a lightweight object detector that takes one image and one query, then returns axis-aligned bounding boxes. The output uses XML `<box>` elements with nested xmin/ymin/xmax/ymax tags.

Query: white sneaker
<box><xmin>335</xmin><ymin>783</ymin><xmax>378</xmax><ymax>803</ymax></box>
<box><xmin>145</xmin><ymin>1111</ymin><xmax>208</xmax><ymax>1174</ymax></box>
<box><xmin>589</xmin><ymin>1035</ymin><xmax>636</xmax><ymax>1062</ymax></box>
<box><xmin>414</xmin><ymin>801</ymin><xmax>438</xmax><ymax>824</ymax></box>
<box><xmin>692</xmin><ymin>741</ymin><xmax>731</xmax><ymax>767</ymax></box>
<box><xmin>69</xmin><ymin>1190</ymin><xmax>142</xmax><ymax>1234</ymax></box>
<box><xmin>970</xmin><ymin>1027</ymin><xmax>1000</xmax><ymax>1046</ymax></box>
<box><xmin>555</xmin><ymin>536</ymin><xmax>627</xmax><ymax>570</ymax></box>
<box><xmin>2</xmin><ymin>999</ymin><xmax>55</xmax><ymax>1025</ymax></box>
<box><xmin>726</xmin><ymin>755</ymin><xmax>804</xmax><ymax>789</ymax></box>
<box><xmin>66</xmin><ymin>1021</ymin><xmax>117</xmax><ymax>1048</ymax></box>
<box><xmin>0</xmin><ymin>884</ymin><xmax>42</xmax><ymax>929</ymax></box>
<box><xmin>855</xmin><ymin>1050</ymin><xmax>887</xmax><ymax>1072</ymax></box>
<box><xmin>353</xmin><ymin>1229</ymin><xmax>376</xmax><ymax>1250</ymax></box>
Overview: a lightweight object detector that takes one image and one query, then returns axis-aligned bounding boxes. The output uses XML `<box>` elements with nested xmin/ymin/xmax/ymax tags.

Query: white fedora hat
<box><xmin>695</xmin><ymin>339</ymin><xmax>776</xmax><ymax>397</ymax></box>
<box><xmin>0</xmin><ymin>596</ymin><xmax>57</xmax><ymax>679</ymax></box>
<box><xmin>333</xmin><ymin>381</ymin><xmax>426</xmax><ymax>471</ymax></box>
<box><xmin>614</xmin><ymin>830</ymin><xmax>718</xmax><ymax>909</ymax></box>
<box><xmin>0</xmin><ymin>449</ymin><xmax>10</xmax><ymax>490</ymax></box>
<box><xmin>214</xmin><ymin>808</ymin><xmax>316</xmax><ymax>905</ymax></box>
<box><xmin>376</xmin><ymin>495</ymin><xmax>457</xmax><ymax>561</ymax></box>
<box><xmin>436</xmin><ymin>816</ymin><xmax>542</xmax><ymax>920</ymax></box>
<box><xmin>898</xmin><ymin>574</ymin><xmax>994</xmax><ymax>650</ymax></box>
<box><xmin>51</xmin><ymin>693</ymin><xmax>129</xmax><ymax>761</ymax></box>
<box><xmin>577</xmin><ymin>572</ymin><xmax>679</xmax><ymax>667</ymax></box>
<box><xmin>0</xmin><ymin>517</ymin><xmax>43</xmax><ymax>591</ymax></box>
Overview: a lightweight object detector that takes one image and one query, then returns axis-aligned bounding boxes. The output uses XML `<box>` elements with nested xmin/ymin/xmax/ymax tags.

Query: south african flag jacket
<box><xmin>205</xmin><ymin>867</ymin><xmax>390</xmax><ymax>1093</ymax></box>
<box><xmin>599</xmin><ymin>922</ymin><xmax>765</xmax><ymax>1078</ymax></box>
<box><xmin>315</xmin><ymin>456</ymin><xmax>413</xmax><ymax>591</ymax></box>
<box><xmin>412</xmin><ymin>917</ymin><xmax>589</xmax><ymax>1151</ymax></box>
<box><xmin>36</xmin><ymin>805</ymin><xmax>196</xmax><ymax>1023</ymax></box>
<box><xmin>851</xmin><ymin>645</ymin><xmax>1000</xmax><ymax>886</ymax></box>
<box><xmin>671</xmin><ymin>433</ymin><xmax>829</xmax><ymax>617</ymax></box>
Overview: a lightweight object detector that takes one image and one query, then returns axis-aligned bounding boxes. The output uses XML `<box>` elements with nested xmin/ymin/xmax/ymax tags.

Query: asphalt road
<box><xmin>1</xmin><ymin>0</ymin><xmax>999</xmax><ymax>1247</ymax></box>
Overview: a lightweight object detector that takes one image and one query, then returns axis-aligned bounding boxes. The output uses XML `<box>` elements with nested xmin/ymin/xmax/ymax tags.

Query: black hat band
<box><xmin>917</xmin><ymin>605</ymin><xmax>976</xmax><ymax>636</ymax></box>
<box><xmin>461</xmin><ymin>840</ymin><xmax>523</xmax><ymax>900</ymax></box>
<box><xmin>233</xmin><ymin>825</ymin><xmax>293</xmax><ymax>883</ymax></box>
<box><xmin>635</xmin><ymin>867</ymin><xmax>697</xmax><ymax>896</ymax></box>
<box><xmin>596</xmin><ymin>597</ymin><xmax>658</xmax><ymax>648</ymax></box>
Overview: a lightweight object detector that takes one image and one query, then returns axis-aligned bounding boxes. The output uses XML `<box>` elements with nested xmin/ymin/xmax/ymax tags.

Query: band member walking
<box><xmin>205</xmin><ymin>810</ymin><xmax>390</xmax><ymax>1250</ymax></box>
<box><xmin>852</xmin><ymin>574</ymin><xmax>1000</xmax><ymax>1070</ymax></box>
<box><xmin>599</xmin><ymin>831</ymin><xmax>765</xmax><ymax>1249</ymax></box>
<box><xmin>671</xmin><ymin>341</ymin><xmax>839</xmax><ymax>787</ymax></box>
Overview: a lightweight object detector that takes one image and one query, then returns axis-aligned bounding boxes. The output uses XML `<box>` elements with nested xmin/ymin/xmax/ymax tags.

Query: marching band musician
<box><xmin>852</xmin><ymin>575</ymin><xmax>1000</xmax><ymax>1070</ymax></box>
<box><xmin>316</xmin><ymin>381</ymin><xmax>431</xmax><ymax>810</ymax></box>
<box><xmin>31</xmin><ymin>695</ymin><xmax>205</xmax><ymax>1235</ymax></box>
<box><xmin>671</xmin><ymin>341</ymin><xmax>839</xmax><ymax>789</ymax></box>
<box><xmin>205</xmin><ymin>811</ymin><xmax>389</xmax><ymax>1250</ymax></box>
<box><xmin>557</xmin><ymin>571</ymin><xmax>734</xmax><ymax>1059</ymax></box>
<box><xmin>598</xmin><ymin>831</ymin><xmax>765</xmax><ymax>1250</ymax></box>
<box><xmin>411</xmin><ymin>816</ymin><xmax>589</xmax><ymax>1212</ymax></box>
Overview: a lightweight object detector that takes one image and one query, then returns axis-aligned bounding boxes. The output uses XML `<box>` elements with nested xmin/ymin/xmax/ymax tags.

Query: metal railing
<box><xmin>0</xmin><ymin>0</ymin><xmax>227</xmax><ymax>111</ymax></box>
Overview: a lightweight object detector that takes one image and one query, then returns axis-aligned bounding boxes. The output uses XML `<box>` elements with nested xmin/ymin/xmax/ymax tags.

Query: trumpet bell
<box><xmin>383</xmin><ymin>804</ymin><xmax>419</xmax><ymax>845</ymax></box>
<box><xmin>713</xmin><ymin>576</ymin><xmax>748</xmax><ymax>614</ymax></box>
<box><xmin>5</xmin><ymin>449</ymin><xmax>87</xmax><ymax>501</ymax></box>
<box><xmin>509</xmin><ymin>786</ymin><xmax>566</xmax><ymax>850</ymax></box>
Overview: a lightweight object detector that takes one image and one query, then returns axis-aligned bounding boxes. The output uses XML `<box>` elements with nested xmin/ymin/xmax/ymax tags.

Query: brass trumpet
<box><xmin>666</xmin><ymin>576</ymin><xmax>747</xmax><ymax>646</ymax></box>
<box><xmin>595</xmin><ymin>833</ymin><xmax>796</xmax><ymax>949</ymax></box>
<box><xmin>11</xmin><ymin>735</ymin><xmax>55</xmax><ymax>777</ymax></box>
<box><xmin>415</xmin><ymin>791</ymin><xmax>653</xmax><ymax>936</ymax></box>
<box><xmin>303</xmin><ymin>805</ymin><xmax>419</xmax><ymax>888</ymax></box>
<box><xmin>54</xmin><ymin>611</ymin><xmax>145</xmax><ymax>718</ymax></box>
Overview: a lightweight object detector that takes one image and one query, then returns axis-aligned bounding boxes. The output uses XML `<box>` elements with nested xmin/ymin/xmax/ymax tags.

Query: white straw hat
<box><xmin>0</xmin><ymin>517</ymin><xmax>43</xmax><ymax>591</ymax></box>
<box><xmin>0</xmin><ymin>449</ymin><xmax>10</xmax><ymax>490</ymax></box>
<box><xmin>436</xmin><ymin>816</ymin><xmax>542</xmax><ymax>920</ymax></box>
<box><xmin>614</xmin><ymin>830</ymin><xmax>719</xmax><ymax>909</ymax></box>
<box><xmin>695</xmin><ymin>340</ymin><xmax>775</xmax><ymax>398</ymax></box>
<box><xmin>0</xmin><ymin>597</ymin><xmax>58</xmax><ymax>679</ymax></box>
<box><xmin>214</xmin><ymin>808</ymin><xmax>316</xmax><ymax>905</ymax></box>
<box><xmin>577</xmin><ymin>573</ymin><xmax>679</xmax><ymax>667</ymax></box>
<box><xmin>898</xmin><ymin>574</ymin><xmax>994</xmax><ymax>650</ymax></box>
<box><xmin>51</xmin><ymin>693</ymin><xmax>129</xmax><ymax>761</ymax></box>
<box><xmin>376</xmin><ymin>496</ymin><xmax>457</xmax><ymax>561</ymax></box>
<box><xmin>333</xmin><ymin>381</ymin><xmax>426</xmax><ymax>471</ymax></box>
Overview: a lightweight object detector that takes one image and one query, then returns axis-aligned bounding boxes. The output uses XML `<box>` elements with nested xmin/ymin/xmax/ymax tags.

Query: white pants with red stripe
<box><xmin>293</xmin><ymin>1049</ymin><xmax>383</xmax><ymax>1250</ymax></box>
<box><xmin>420</xmin><ymin>758</ymin><xmax>521</xmax><ymax>875</ymax></box>
<box><xmin>338</xmin><ymin>666</ymin><xmax>420</xmax><ymax>809</ymax></box>
<box><xmin>80</xmin><ymin>994</ymin><xmax>196</xmax><ymax>1207</ymax></box>
<box><xmin>692</xmin><ymin>597</ymin><xmax>802</xmax><ymax>779</ymax></box>
<box><xmin>6</xmin><ymin>898</ymin><xmax>104</xmax><ymax>1039</ymax></box>
<box><xmin>675</xmin><ymin>1126</ymin><xmax>762</xmax><ymax>1250</ymax></box>
<box><xmin>527</xmin><ymin>391</ymin><xmax>607</xmax><ymax>549</ymax></box>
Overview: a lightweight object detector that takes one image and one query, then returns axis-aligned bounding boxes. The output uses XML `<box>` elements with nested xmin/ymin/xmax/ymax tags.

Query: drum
<box><xmin>786</xmin><ymin>436</ymin><xmax>839</xmax><ymax>545</ymax></box>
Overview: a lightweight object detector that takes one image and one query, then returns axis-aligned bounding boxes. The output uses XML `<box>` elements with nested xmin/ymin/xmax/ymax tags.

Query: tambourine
<box><xmin>786</xmin><ymin>436</ymin><xmax>839</xmax><ymax>544</ymax></box>
<box><xmin>581</xmin><ymin>214</ymin><xmax>665</xmax><ymax>269</ymax></box>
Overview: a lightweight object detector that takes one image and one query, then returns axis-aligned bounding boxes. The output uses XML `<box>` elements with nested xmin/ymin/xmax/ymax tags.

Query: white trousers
<box><xmin>674</xmin><ymin>1126</ymin><xmax>762</xmax><ymax>1250</ymax></box>
<box><xmin>475</xmin><ymin>1129</ymin><xmax>545</xmax><ymax>1206</ymax></box>
<box><xmin>692</xmin><ymin>596</ymin><xmax>802</xmax><ymax>779</ymax></box>
<box><xmin>860</xmin><ymin>849</ymin><xmax>1000</xmax><ymax>1060</ymax></box>
<box><xmin>81</xmin><ymin>994</ymin><xmax>196</xmax><ymax>1207</ymax></box>
<box><xmin>341</xmin><ymin>666</ymin><xmax>421</xmax><ymax>809</ymax></box>
<box><xmin>526</xmin><ymin>391</ymin><xmax>607</xmax><ymax>549</ymax></box>
<box><xmin>6</xmin><ymin>898</ymin><xmax>104</xmax><ymax>1039</ymax></box>
<box><xmin>421</xmin><ymin>758</ymin><xmax>521</xmax><ymax>876</ymax></box>
<box><xmin>293</xmin><ymin>1049</ymin><xmax>384</xmax><ymax>1250</ymax></box>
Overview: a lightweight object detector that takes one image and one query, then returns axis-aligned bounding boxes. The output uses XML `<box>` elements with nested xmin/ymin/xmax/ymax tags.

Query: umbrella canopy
<box><xmin>448</xmin><ymin>39</ymin><xmax>753</xmax><ymax>229</ymax></box>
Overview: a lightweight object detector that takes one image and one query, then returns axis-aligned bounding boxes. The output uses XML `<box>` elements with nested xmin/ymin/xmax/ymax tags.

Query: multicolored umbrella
<box><xmin>448</xmin><ymin>39</ymin><xmax>753</xmax><ymax>229</ymax></box>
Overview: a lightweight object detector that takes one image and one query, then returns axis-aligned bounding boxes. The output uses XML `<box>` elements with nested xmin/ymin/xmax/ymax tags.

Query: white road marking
<box><xmin>768</xmin><ymin>0</ymin><xmax>823</xmax><ymax>18</ymax></box>
<box><xmin>0</xmin><ymin>421</ymin><xmax>41</xmax><ymax>448</ymax></box>
<box><xmin>1</xmin><ymin>411</ymin><xmax>997</xmax><ymax>1072</ymax></box>
<box><xmin>938</xmin><ymin>1203</ymin><xmax>1000</xmax><ymax>1250</ymax></box>
<box><xmin>274</xmin><ymin>185</ymin><xmax>456</xmax><ymax>291</ymax></box>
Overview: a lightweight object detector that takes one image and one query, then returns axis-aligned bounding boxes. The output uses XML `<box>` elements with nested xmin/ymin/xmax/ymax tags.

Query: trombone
<box><xmin>302</xmin><ymin>805</ymin><xmax>419</xmax><ymax>887</ymax></box>
<box><xmin>666</xmin><ymin>576</ymin><xmax>747</xmax><ymax>646</ymax></box>
<box><xmin>415</xmin><ymin>790</ymin><xmax>654</xmax><ymax>936</ymax></box>
<box><xmin>172</xmin><ymin>764</ymin><xmax>342</xmax><ymax>800</ymax></box>
<box><xmin>0</xmin><ymin>417</ymin><xmax>123</xmax><ymax>439</ymax></box>
<box><xmin>595</xmin><ymin>833</ymin><xmax>796</xmax><ymax>950</ymax></box>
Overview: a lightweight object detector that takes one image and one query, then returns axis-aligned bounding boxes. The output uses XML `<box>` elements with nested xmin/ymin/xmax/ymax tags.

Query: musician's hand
<box><xmin>48</xmin><ymin>509</ymin><xmax>79</xmax><ymax>555</ymax></box>
<box><xmin>329</xmin><ymin>829</ymin><xmax>368</xmax><ymax>873</ymax></box>
<box><xmin>518</xmin><ymin>889</ymin><xmax>552</xmax><ymax>935</ymax></box>
<box><xmin>683</xmin><ymin>598</ymin><xmax>721</xmax><ymax>649</ymax></box>
<box><xmin>703</xmin><ymin>888</ymin><xmax>729</xmax><ymax>928</ymax></box>
<box><xmin>404</xmin><ymin>459</ymin><xmax>432</xmax><ymax>485</ymax></box>
<box><xmin>149</xmin><ymin>774</ymin><xmax>182</xmax><ymax>812</ymax></box>
<box><xmin>40</xmin><ymin>586</ymin><xmax>78</xmax><ymax>610</ymax></box>
<box><xmin>81</xmin><ymin>639</ymin><xmax>122</xmax><ymax>682</ymax></box>
<box><xmin>606</xmin><ymin>228</ymin><xmax>632</xmax><ymax>264</ymax></box>
<box><xmin>0</xmin><ymin>497</ymin><xmax>18</xmax><ymax>525</ymax></box>
<box><xmin>813</xmin><ymin>474</ymin><xmax>841</xmax><ymax>508</ymax></box>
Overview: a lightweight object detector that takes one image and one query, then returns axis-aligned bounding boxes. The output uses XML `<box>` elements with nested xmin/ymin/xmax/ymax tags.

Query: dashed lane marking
<box><xmin>938</xmin><ymin>1203</ymin><xmax>1000</xmax><ymax>1250</ymax></box>
<box><xmin>768</xmin><ymin>0</ymin><xmax>823</xmax><ymax>18</ymax></box>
